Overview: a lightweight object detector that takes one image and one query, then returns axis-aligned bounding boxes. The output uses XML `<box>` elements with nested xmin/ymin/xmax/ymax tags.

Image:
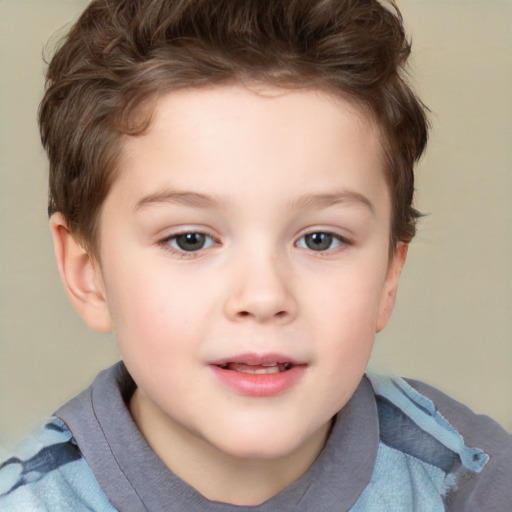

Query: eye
<box><xmin>165</xmin><ymin>232</ymin><xmax>216</xmax><ymax>252</ymax></box>
<box><xmin>296</xmin><ymin>232</ymin><xmax>346</xmax><ymax>252</ymax></box>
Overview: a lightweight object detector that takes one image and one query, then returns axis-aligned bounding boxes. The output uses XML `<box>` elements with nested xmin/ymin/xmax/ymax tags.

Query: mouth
<box><xmin>209</xmin><ymin>353</ymin><xmax>306</xmax><ymax>396</ymax></box>
<box><xmin>216</xmin><ymin>362</ymin><xmax>294</xmax><ymax>374</ymax></box>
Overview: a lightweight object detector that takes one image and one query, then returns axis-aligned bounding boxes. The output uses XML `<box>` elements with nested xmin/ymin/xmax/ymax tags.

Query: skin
<box><xmin>51</xmin><ymin>84</ymin><xmax>407</xmax><ymax>505</ymax></box>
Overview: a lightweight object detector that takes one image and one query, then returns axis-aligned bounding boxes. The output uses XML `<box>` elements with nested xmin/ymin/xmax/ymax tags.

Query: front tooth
<box><xmin>254</xmin><ymin>366</ymin><xmax>280</xmax><ymax>374</ymax></box>
<box><xmin>231</xmin><ymin>364</ymin><xmax>282</xmax><ymax>374</ymax></box>
<box><xmin>261</xmin><ymin>363</ymin><xmax>278</xmax><ymax>367</ymax></box>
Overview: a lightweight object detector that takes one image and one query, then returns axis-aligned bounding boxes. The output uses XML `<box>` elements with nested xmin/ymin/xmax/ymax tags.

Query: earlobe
<box><xmin>376</xmin><ymin>243</ymin><xmax>408</xmax><ymax>333</ymax></box>
<box><xmin>50</xmin><ymin>213</ymin><xmax>112</xmax><ymax>332</ymax></box>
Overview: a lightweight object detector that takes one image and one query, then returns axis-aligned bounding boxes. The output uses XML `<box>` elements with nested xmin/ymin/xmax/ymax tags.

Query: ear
<box><xmin>376</xmin><ymin>243</ymin><xmax>408</xmax><ymax>333</ymax></box>
<box><xmin>50</xmin><ymin>213</ymin><xmax>112</xmax><ymax>332</ymax></box>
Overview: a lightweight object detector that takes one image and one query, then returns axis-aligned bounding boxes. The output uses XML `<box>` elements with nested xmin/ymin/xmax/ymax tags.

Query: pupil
<box><xmin>177</xmin><ymin>233</ymin><xmax>205</xmax><ymax>251</ymax></box>
<box><xmin>306</xmin><ymin>232</ymin><xmax>332</xmax><ymax>251</ymax></box>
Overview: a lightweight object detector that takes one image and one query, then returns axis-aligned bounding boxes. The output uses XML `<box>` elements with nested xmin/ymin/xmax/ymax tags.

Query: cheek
<box><xmin>108</xmin><ymin>278</ymin><xmax>205</xmax><ymax>402</ymax></box>
<box><xmin>308</xmin><ymin>265</ymin><xmax>386</xmax><ymax>331</ymax></box>
<box><xmin>104</xmin><ymin>265</ymin><xmax>205</xmax><ymax>360</ymax></box>
<box><xmin>303</xmin><ymin>262</ymin><xmax>387</xmax><ymax>374</ymax></box>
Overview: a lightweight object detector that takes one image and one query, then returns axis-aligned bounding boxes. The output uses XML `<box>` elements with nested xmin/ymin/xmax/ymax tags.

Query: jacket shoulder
<box><xmin>405</xmin><ymin>378</ymin><xmax>512</xmax><ymax>511</ymax></box>
<box><xmin>0</xmin><ymin>417</ymin><xmax>115</xmax><ymax>511</ymax></box>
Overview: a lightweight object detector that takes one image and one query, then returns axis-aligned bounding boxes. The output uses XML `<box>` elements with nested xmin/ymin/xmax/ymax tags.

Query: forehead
<box><xmin>114</xmin><ymin>84</ymin><xmax>387</xmax><ymax>209</ymax></box>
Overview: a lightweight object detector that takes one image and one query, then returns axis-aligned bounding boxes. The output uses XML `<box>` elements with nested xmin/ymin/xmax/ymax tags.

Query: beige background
<box><xmin>1</xmin><ymin>0</ymin><xmax>511</xmax><ymax>452</ymax></box>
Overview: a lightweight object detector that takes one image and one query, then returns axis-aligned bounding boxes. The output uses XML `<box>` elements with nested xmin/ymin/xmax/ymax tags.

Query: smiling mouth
<box><xmin>210</xmin><ymin>355</ymin><xmax>305</xmax><ymax>396</ymax></box>
<box><xmin>217</xmin><ymin>362</ymin><xmax>293</xmax><ymax>374</ymax></box>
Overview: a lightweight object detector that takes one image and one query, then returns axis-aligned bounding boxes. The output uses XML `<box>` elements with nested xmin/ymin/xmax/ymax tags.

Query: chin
<box><xmin>220</xmin><ymin>441</ymin><xmax>300</xmax><ymax>461</ymax></box>
<box><xmin>209</xmin><ymin>424</ymin><xmax>322</xmax><ymax>462</ymax></box>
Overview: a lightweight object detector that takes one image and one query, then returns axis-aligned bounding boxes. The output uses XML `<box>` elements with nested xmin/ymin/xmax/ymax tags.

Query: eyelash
<box><xmin>158</xmin><ymin>231</ymin><xmax>219</xmax><ymax>258</ymax></box>
<box><xmin>295</xmin><ymin>231</ymin><xmax>350</xmax><ymax>253</ymax></box>
<box><xmin>158</xmin><ymin>230</ymin><xmax>351</xmax><ymax>257</ymax></box>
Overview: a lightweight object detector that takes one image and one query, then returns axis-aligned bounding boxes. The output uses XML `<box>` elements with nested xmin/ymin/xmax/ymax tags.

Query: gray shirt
<box><xmin>54</xmin><ymin>363</ymin><xmax>512</xmax><ymax>511</ymax></box>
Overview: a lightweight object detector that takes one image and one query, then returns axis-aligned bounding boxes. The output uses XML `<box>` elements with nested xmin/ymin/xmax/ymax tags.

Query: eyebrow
<box><xmin>134</xmin><ymin>190</ymin><xmax>221</xmax><ymax>211</ymax></box>
<box><xmin>134</xmin><ymin>189</ymin><xmax>374</xmax><ymax>215</ymax></box>
<box><xmin>289</xmin><ymin>191</ymin><xmax>375</xmax><ymax>215</ymax></box>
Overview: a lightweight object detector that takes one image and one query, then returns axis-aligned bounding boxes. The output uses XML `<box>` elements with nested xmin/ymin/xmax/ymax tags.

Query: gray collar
<box><xmin>56</xmin><ymin>362</ymin><xmax>379</xmax><ymax>511</ymax></box>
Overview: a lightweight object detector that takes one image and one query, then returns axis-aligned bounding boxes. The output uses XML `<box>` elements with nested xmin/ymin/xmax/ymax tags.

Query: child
<box><xmin>1</xmin><ymin>0</ymin><xmax>510</xmax><ymax>510</ymax></box>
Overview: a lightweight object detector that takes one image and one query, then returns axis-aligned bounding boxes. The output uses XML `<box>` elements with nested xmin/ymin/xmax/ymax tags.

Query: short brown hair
<box><xmin>39</xmin><ymin>0</ymin><xmax>428</xmax><ymax>255</ymax></box>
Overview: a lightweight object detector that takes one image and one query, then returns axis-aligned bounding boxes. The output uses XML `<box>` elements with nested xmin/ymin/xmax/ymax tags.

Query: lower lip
<box><xmin>209</xmin><ymin>365</ymin><xmax>306</xmax><ymax>397</ymax></box>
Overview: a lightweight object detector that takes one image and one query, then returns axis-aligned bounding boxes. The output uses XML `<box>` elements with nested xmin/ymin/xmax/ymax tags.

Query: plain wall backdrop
<box><xmin>1</xmin><ymin>0</ymin><xmax>511</xmax><ymax>451</ymax></box>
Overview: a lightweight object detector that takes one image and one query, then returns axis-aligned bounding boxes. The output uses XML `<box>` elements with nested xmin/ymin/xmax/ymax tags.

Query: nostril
<box><xmin>275</xmin><ymin>311</ymin><xmax>287</xmax><ymax>318</ymax></box>
<box><xmin>237</xmin><ymin>311</ymin><xmax>250</xmax><ymax>318</ymax></box>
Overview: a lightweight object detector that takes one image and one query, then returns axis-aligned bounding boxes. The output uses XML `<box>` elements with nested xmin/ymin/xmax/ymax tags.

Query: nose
<box><xmin>223</xmin><ymin>250</ymin><xmax>297</xmax><ymax>324</ymax></box>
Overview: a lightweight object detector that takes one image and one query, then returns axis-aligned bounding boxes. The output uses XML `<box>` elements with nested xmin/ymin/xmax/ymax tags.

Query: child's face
<box><xmin>89</xmin><ymin>85</ymin><xmax>404</xmax><ymax>463</ymax></box>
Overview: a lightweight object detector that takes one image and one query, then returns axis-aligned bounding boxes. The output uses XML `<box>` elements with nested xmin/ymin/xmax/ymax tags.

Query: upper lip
<box><xmin>209</xmin><ymin>352</ymin><xmax>305</xmax><ymax>367</ymax></box>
